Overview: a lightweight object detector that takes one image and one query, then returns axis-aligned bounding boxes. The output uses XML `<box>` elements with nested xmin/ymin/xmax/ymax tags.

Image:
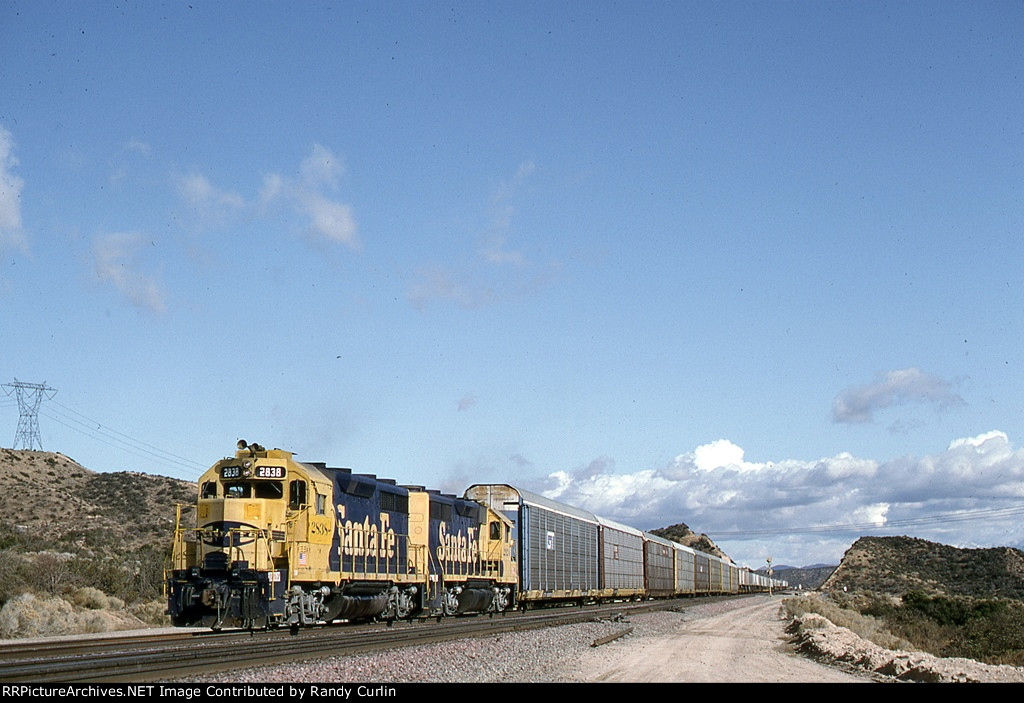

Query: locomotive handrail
<box><xmin>169</xmin><ymin>503</ymin><xmax>192</xmax><ymax>572</ymax></box>
<box><xmin>337</xmin><ymin>523</ymin><xmax>422</xmax><ymax>578</ymax></box>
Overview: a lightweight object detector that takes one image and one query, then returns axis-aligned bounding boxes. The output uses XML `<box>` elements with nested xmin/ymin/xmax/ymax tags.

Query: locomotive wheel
<box><xmin>441</xmin><ymin>588</ymin><xmax>459</xmax><ymax>617</ymax></box>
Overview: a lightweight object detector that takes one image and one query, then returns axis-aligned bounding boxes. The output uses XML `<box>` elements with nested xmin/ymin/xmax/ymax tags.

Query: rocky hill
<box><xmin>649</xmin><ymin>522</ymin><xmax>728</xmax><ymax>559</ymax></box>
<box><xmin>0</xmin><ymin>448</ymin><xmax>196</xmax><ymax>612</ymax></box>
<box><xmin>0</xmin><ymin>448</ymin><xmax>195</xmax><ymax>552</ymax></box>
<box><xmin>821</xmin><ymin>535</ymin><xmax>1024</xmax><ymax>599</ymax></box>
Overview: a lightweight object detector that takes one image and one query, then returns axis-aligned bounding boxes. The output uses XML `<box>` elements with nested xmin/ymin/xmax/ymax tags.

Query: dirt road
<box><xmin>572</xmin><ymin>596</ymin><xmax>871</xmax><ymax>683</ymax></box>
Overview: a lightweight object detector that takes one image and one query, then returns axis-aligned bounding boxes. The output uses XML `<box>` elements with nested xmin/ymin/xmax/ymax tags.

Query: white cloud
<box><xmin>525</xmin><ymin>430</ymin><xmax>1024</xmax><ymax>567</ymax></box>
<box><xmin>123</xmin><ymin>138</ymin><xmax>151</xmax><ymax>156</ymax></box>
<box><xmin>948</xmin><ymin>430</ymin><xmax>1007</xmax><ymax>451</ymax></box>
<box><xmin>109</xmin><ymin>138</ymin><xmax>153</xmax><ymax>185</ymax></box>
<box><xmin>296</xmin><ymin>191</ymin><xmax>359</xmax><ymax>249</ymax></box>
<box><xmin>832</xmin><ymin>367</ymin><xmax>965</xmax><ymax>424</ymax></box>
<box><xmin>262</xmin><ymin>144</ymin><xmax>360</xmax><ymax>250</ymax></box>
<box><xmin>407</xmin><ymin>265</ymin><xmax>495</xmax><ymax>311</ymax></box>
<box><xmin>692</xmin><ymin>438</ymin><xmax>765</xmax><ymax>473</ymax></box>
<box><xmin>174</xmin><ymin>144</ymin><xmax>359</xmax><ymax>250</ymax></box>
<box><xmin>299</xmin><ymin>143</ymin><xmax>343</xmax><ymax>189</ymax></box>
<box><xmin>0</xmin><ymin>126</ymin><xmax>28</xmax><ymax>255</ymax></box>
<box><xmin>408</xmin><ymin>159</ymin><xmax>551</xmax><ymax>309</ymax></box>
<box><xmin>851</xmin><ymin>502</ymin><xmax>890</xmax><ymax>526</ymax></box>
<box><xmin>172</xmin><ymin>172</ymin><xmax>247</xmax><ymax>236</ymax></box>
<box><xmin>92</xmin><ymin>232</ymin><xmax>166</xmax><ymax>314</ymax></box>
<box><xmin>176</xmin><ymin>172</ymin><xmax>245</xmax><ymax>210</ymax></box>
<box><xmin>258</xmin><ymin>173</ymin><xmax>284</xmax><ymax>207</ymax></box>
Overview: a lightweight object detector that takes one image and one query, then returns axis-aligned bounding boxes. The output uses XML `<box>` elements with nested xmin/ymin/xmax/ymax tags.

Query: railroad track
<box><xmin>0</xmin><ymin>598</ymin><xmax>692</xmax><ymax>682</ymax></box>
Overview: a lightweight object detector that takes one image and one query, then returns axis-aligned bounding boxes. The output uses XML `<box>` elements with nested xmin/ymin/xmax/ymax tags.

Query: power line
<box><xmin>38</xmin><ymin>399</ymin><xmax>207</xmax><ymax>478</ymax></box>
<box><xmin>49</xmin><ymin>400</ymin><xmax>204</xmax><ymax>468</ymax></box>
<box><xmin>713</xmin><ymin>504</ymin><xmax>1024</xmax><ymax>539</ymax></box>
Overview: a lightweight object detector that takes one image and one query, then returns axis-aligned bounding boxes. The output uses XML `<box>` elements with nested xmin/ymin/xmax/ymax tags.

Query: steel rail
<box><xmin>0</xmin><ymin>596</ymin><xmax>728</xmax><ymax>683</ymax></box>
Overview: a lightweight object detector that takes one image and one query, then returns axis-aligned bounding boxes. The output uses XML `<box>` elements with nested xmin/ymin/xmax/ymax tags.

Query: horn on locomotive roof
<box><xmin>236</xmin><ymin>439</ymin><xmax>265</xmax><ymax>454</ymax></box>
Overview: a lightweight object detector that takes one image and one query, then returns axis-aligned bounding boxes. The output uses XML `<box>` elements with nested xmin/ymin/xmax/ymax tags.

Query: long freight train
<box><xmin>166</xmin><ymin>441</ymin><xmax>786</xmax><ymax>630</ymax></box>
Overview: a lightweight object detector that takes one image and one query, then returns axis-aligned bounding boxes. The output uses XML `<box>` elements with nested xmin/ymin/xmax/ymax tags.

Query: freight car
<box><xmin>464</xmin><ymin>484</ymin><xmax>776</xmax><ymax>605</ymax></box>
<box><xmin>167</xmin><ymin>443</ymin><xmax>785</xmax><ymax>630</ymax></box>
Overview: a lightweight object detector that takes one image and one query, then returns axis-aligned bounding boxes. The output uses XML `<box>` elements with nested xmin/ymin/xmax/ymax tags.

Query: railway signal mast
<box><xmin>3</xmin><ymin>379</ymin><xmax>57</xmax><ymax>450</ymax></box>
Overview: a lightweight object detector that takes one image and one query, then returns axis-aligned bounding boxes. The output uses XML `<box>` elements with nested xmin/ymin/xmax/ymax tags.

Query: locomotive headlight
<box><xmin>243</xmin><ymin>460</ymin><xmax>252</xmax><ymax>469</ymax></box>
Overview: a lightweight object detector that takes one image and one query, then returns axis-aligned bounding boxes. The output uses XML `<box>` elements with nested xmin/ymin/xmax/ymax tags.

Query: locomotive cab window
<box><xmin>315</xmin><ymin>492</ymin><xmax>326</xmax><ymax>515</ymax></box>
<box><xmin>489</xmin><ymin>521</ymin><xmax>501</xmax><ymax>540</ymax></box>
<box><xmin>254</xmin><ymin>481</ymin><xmax>283</xmax><ymax>500</ymax></box>
<box><xmin>289</xmin><ymin>480</ymin><xmax>307</xmax><ymax>510</ymax></box>
<box><xmin>224</xmin><ymin>482</ymin><xmax>282</xmax><ymax>499</ymax></box>
<box><xmin>224</xmin><ymin>482</ymin><xmax>251</xmax><ymax>499</ymax></box>
<box><xmin>201</xmin><ymin>481</ymin><xmax>218</xmax><ymax>499</ymax></box>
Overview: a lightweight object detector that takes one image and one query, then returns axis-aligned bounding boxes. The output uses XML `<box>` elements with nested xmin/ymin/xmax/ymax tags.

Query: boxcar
<box><xmin>642</xmin><ymin>533</ymin><xmax>676</xmax><ymax>597</ymax></box>
<box><xmin>464</xmin><ymin>484</ymin><xmax>600</xmax><ymax>604</ymax></box>
<box><xmin>694</xmin><ymin>551</ymin><xmax>711</xmax><ymax>593</ymax></box>
<box><xmin>726</xmin><ymin>559</ymin><xmax>740</xmax><ymax>594</ymax></box>
<box><xmin>597</xmin><ymin>516</ymin><xmax>645</xmax><ymax>599</ymax></box>
<box><xmin>672</xmin><ymin>542</ymin><xmax>697</xmax><ymax>595</ymax></box>
<box><xmin>709</xmin><ymin>553</ymin><xmax>725</xmax><ymax>593</ymax></box>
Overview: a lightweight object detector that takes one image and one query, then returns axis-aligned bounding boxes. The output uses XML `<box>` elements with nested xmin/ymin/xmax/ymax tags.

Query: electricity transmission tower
<box><xmin>2</xmin><ymin>379</ymin><xmax>58</xmax><ymax>450</ymax></box>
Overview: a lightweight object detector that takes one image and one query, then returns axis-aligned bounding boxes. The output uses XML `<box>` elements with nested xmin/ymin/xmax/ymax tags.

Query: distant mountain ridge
<box><xmin>766</xmin><ymin>565</ymin><xmax>836</xmax><ymax>590</ymax></box>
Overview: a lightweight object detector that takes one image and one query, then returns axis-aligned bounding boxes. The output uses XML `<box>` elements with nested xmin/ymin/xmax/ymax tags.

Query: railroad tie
<box><xmin>591</xmin><ymin>627</ymin><xmax>633</xmax><ymax>647</ymax></box>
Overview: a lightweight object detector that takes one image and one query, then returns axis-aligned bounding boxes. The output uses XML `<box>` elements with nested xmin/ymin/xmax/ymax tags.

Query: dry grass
<box><xmin>785</xmin><ymin>590</ymin><xmax>1024</xmax><ymax>666</ymax></box>
<box><xmin>0</xmin><ymin>590</ymin><xmax>166</xmax><ymax>639</ymax></box>
<box><xmin>783</xmin><ymin>594</ymin><xmax>912</xmax><ymax>651</ymax></box>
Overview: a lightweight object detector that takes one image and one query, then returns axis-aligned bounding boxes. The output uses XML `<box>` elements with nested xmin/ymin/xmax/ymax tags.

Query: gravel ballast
<box><xmin>181</xmin><ymin>605</ymin><xmax>719</xmax><ymax>683</ymax></box>
<box><xmin>179</xmin><ymin>597</ymin><xmax>1024</xmax><ymax>683</ymax></box>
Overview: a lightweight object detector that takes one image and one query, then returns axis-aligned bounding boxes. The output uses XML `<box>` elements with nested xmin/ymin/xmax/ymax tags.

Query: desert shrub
<box><xmin>0</xmin><ymin>592</ymin><xmax>150</xmax><ymax>638</ymax></box>
<box><xmin>0</xmin><ymin>593</ymin><xmax>76</xmax><ymax>638</ymax></box>
<box><xmin>813</xmin><ymin>589</ymin><xmax>1024</xmax><ymax>666</ymax></box>
<box><xmin>892</xmin><ymin>593</ymin><xmax>1024</xmax><ymax>665</ymax></box>
<box><xmin>69</xmin><ymin>555</ymin><xmax>130</xmax><ymax>599</ymax></box>
<box><xmin>71</xmin><ymin>586</ymin><xmax>124</xmax><ymax>611</ymax></box>
<box><xmin>0</xmin><ymin>549</ymin><xmax>29</xmax><ymax>606</ymax></box>
<box><xmin>946</xmin><ymin>607</ymin><xmax>1024</xmax><ymax>666</ymax></box>
<box><xmin>130</xmin><ymin>599</ymin><xmax>171</xmax><ymax>626</ymax></box>
<box><xmin>901</xmin><ymin>590</ymin><xmax>1006</xmax><ymax>626</ymax></box>
<box><xmin>127</xmin><ymin>544</ymin><xmax>170</xmax><ymax>603</ymax></box>
<box><xmin>22</xmin><ymin>552</ymin><xmax>76</xmax><ymax>596</ymax></box>
<box><xmin>782</xmin><ymin>595</ymin><xmax>911</xmax><ymax>650</ymax></box>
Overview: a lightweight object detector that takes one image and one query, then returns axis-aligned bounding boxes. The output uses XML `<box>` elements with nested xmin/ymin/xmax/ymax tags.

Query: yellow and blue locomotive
<box><xmin>167</xmin><ymin>441</ymin><xmax>517</xmax><ymax>630</ymax></box>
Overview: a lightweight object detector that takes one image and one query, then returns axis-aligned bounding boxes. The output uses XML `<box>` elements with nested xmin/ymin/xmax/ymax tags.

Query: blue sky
<box><xmin>2</xmin><ymin>1</ymin><xmax>1022</xmax><ymax>568</ymax></box>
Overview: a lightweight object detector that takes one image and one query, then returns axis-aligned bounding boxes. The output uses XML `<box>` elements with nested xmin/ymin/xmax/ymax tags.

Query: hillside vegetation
<box><xmin>0</xmin><ymin>448</ymin><xmax>195</xmax><ymax>637</ymax></box>
<box><xmin>800</xmin><ymin>536</ymin><xmax>1024</xmax><ymax>666</ymax></box>
<box><xmin>822</xmin><ymin>536</ymin><xmax>1024</xmax><ymax>599</ymax></box>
